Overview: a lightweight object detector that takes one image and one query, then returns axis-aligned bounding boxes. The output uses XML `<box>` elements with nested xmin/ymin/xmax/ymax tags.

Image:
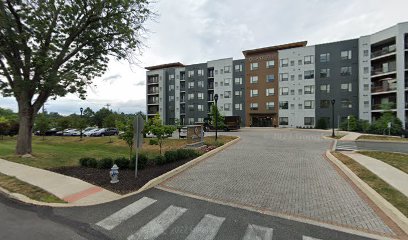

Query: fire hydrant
<box><xmin>110</xmin><ymin>164</ymin><xmax>119</xmax><ymax>184</ymax></box>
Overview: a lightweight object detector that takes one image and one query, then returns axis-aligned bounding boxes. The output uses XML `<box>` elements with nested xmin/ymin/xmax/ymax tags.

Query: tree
<box><xmin>147</xmin><ymin>114</ymin><xmax>176</xmax><ymax>155</ymax></box>
<box><xmin>116</xmin><ymin>117</ymin><xmax>134</xmax><ymax>160</ymax></box>
<box><xmin>35</xmin><ymin>113</ymin><xmax>49</xmax><ymax>140</ymax></box>
<box><xmin>210</xmin><ymin>104</ymin><xmax>225</xmax><ymax>129</ymax></box>
<box><xmin>94</xmin><ymin>108</ymin><xmax>112</xmax><ymax>128</ymax></box>
<box><xmin>0</xmin><ymin>116</ymin><xmax>10</xmax><ymax>140</ymax></box>
<box><xmin>103</xmin><ymin>113</ymin><xmax>117</xmax><ymax>142</ymax></box>
<box><xmin>82</xmin><ymin>107</ymin><xmax>95</xmax><ymax>126</ymax></box>
<box><xmin>0</xmin><ymin>1</ymin><xmax>153</xmax><ymax>154</ymax></box>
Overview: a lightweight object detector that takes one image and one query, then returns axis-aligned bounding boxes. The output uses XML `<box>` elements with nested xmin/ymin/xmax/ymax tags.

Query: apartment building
<box><xmin>145</xmin><ymin>22</ymin><xmax>408</xmax><ymax>129</ymax></box>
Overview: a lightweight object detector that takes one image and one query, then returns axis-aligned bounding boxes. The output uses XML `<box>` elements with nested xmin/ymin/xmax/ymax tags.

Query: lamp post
<box><xmin>331</xmin><ymin>99</ymin><xmax>335</xmax><ymax>138</ymax></box>
<box><xmin>214</xmin><ymin>94</ymin><xmax>219</xmax><ymax>141</ymax></box>
<box><xmin>80</xmin><ymin>107</ymin><xmax>84</xmax><ymax>140</ymax></box>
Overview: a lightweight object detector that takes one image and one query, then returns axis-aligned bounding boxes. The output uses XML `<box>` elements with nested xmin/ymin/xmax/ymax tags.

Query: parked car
<box><xmin>34</xmin><ymin>128</ymin><xmax>59</xmax><ymax>136</ymax></box>
<box><xmin>63</xmin><ymin>129</ymin><xmax>78</xmax><ymax>136</ymax></box>
<box><xmin>83</xmin><ymin>128</ymin><xmax>98</xmax><ymax>137</ymax></box>
<box><xmin>90</xmin><ymin>128</ymin><xmax>118</xmax><ymax>137</ymax></box>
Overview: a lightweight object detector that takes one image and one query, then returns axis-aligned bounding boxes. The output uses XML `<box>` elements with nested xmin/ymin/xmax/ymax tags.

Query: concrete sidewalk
<box><xmin>339</xmin><ymin>132</ymin><xmax>362</xmax><ymax>141</ymax></box>
<box><xmin>341</xmin><ymin>152</ymin><xmax>408</xmax><ymax>197</ymax></box>
<box><xmin>0</xmin><ymin>159</ymin><xmax>120</xmax><ymax>205</ymax></box>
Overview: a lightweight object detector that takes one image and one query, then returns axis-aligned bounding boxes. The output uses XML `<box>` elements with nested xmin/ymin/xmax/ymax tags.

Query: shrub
<box><xmin>79</xmin><ymin>157</ymin><xmax>97</xmax><ymax>168</ymax></box>
<box><xmin>155</xmin><ymin>155</ymin><xmax>166</xmax><ymax>165</ymax></box>
<box><xmin>114</xmin><ymin>157</ymin><xmax>130</xmax><ymax>169</ymax></box>
<box><xmin>149</xmin><ymin>139</ymin><xmax>158</xmax><ymax>145</ymax></box>
<box><xmin>97</xmin><ymin>157</ymin><xmax>113</xmax><ymax>169</ymax></box>
<box><xmin>164</xmin><ymin>150</ymin><xmax>178</xmax><ymax>163</ymax></box>
<box><xmin>316</xmin><ymin>118</ymin><xmax>328</xmax><ymax>129</ymax></box>
<box><xmin>130</xmin><ymin>153</ymin><xmax>149</xmax><ymax>170</ymax></box>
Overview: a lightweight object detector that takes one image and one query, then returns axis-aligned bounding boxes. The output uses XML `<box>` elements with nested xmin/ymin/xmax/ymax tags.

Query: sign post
<box><xmin>133</xmin><ymin>114</ymin><xmax>144</xmax><ymax>178</ymax></box>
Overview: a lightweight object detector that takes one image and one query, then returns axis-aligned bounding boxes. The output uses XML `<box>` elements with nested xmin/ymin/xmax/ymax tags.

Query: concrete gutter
<box><xmin>326</xmin><ymin>150</ymin><xmax>408</xmax><ymax>235</ymax></box>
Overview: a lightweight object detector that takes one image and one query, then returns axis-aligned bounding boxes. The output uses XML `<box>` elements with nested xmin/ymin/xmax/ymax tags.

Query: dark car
<box><xmin>34</xmin><ymin>128</ymin><xmax>59</xmax><ymax>136</ymax></box>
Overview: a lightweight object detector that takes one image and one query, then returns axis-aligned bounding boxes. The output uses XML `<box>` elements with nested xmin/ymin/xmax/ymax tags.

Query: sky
<box><xmin>1</xmin><ymin>0</ymin><xmax>408</xmax><ymax>115</ymax></box>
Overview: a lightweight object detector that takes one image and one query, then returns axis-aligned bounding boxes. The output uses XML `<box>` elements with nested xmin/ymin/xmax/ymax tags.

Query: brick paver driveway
<box><xmin>161</xmin><ymin>128</ymin><xmax>393</xmax><ymax>234</ymax></box>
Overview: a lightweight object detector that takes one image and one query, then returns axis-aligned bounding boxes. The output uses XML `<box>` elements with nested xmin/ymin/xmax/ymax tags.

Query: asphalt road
<box><xmin>356</xmin><ymin>141</ymin><xmax>408</xmax><ymax>153</ymax></box>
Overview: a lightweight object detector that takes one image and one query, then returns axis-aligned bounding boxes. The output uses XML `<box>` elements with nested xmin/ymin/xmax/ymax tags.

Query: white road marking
<box><xmin>185</xmin><ymin>214</ymin><xmax>225</xmax><ymax>240</ymax></box>
<box><xmin>242</xmin><ymin>224</ymin><xmax>273</xmax><ymax>240</ymax></box>
<box><xmin>96</xmin><ymin>197</ymin><xmax>156</xmax><ymax>230</ymax></box>
<box><xmin>127</xmin><ymin>205</ymin><xmax>187</xmax><ymax>240</ymax></box>
<box><xmin>303</xmin><ymin>236</ymin><xmax>322</xmax><ymax>240</ymax></box>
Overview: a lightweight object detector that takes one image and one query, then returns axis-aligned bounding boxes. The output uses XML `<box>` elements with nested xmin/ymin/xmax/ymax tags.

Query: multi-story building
<box><xmin>145</xmin><ymin>22</ymin><xmax>408</xmax><ymax>129</ymax></box>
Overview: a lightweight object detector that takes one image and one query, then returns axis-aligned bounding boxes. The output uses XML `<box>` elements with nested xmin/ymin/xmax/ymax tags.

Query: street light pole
<box><xmin>214</xmin><ymin>94</ymin><xmax>219</xmax><ymax>141</ymax></box>
<box><xmin>80</xmin><ymin>107</ymin><xmax>84</xmax><ymax>140</ymax></box>
<box><xmin>331</xmin><ymin>99</ymin><xmax>335</xmax><ymax>138</ymax></box>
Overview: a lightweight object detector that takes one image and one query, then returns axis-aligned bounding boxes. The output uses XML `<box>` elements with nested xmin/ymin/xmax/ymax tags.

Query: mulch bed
<box><xmin>50</xmin><ymin>158</ymin><xmax>193</xmax><ymax>195</ymax></box>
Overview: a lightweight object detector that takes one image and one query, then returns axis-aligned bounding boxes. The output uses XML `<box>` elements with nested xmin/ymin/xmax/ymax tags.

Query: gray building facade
<box><xmin>232</xmin><ymin>59</ymin><xmax>246</xmax><ymax>126</ymax></box>
<box><xmin>315</xmin><ymin>39</ymin><xmax>360</xmax><ymax>128</ymax></box>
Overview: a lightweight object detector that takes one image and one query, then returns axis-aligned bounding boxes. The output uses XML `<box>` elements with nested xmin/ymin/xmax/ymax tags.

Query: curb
<box><xmin>121</xmin><ymin>136</ymin><xmax>241</xmax><ymax>198</ymax></box>
<box><xmin>356</xmin><ymin>139</ymin><xmax>408</xmax><ymax>144</ymax></box>
<box><xmin>326</xmin><ymin>150</ymin><xmax>408</xmax><ymax>235</ymax></box>
<box><xmin>0</xmin><ymin>186</ymin><xmax>68</xmax><ymax>207</ymax></box>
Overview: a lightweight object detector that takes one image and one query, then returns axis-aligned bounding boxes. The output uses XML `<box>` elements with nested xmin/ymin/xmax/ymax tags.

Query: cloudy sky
<box><xmin>1</xmin><ymin>0</ymin><xmax>408</xmax><ymax>115</ymax></box>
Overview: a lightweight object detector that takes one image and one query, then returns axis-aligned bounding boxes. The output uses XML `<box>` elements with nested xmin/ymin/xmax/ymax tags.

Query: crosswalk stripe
<box><xmin>303</xmin><ymin>236</ymin><xmax>322</xmax><ymax>240</ymax></box>
<box><xmin>242</xmin><ymin>224</ymin><xmax>273</xmax><ymax>240</ymax></box>
<box><xmin>96</xmin><ymin>197</ymin><xmax>156</xmax><ymax>230</ymax></box>
<box><xmin>185</xmin><ymin>214</ymin><xmax>225</xmax><ymax>240</ymax></box>
<box><xmin>127</xmin><ymin>205</ymin><xmax>187</xmax><ymax>240</ymax></box>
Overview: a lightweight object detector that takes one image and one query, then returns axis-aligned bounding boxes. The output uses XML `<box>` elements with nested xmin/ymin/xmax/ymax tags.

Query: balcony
<box><xmin>208</xmin><ymin>70</ymin><xmax>214</xmax><ymax>78</ymax></box>
<box><xmin>371</xmin><ymin>104</ymin><xmax>396</xmax><ymax>111</ymax></box>
<box><xmin>147</xmin><ymin>89</ymin><xmax>159</xmax><ymax>95</ymax></box>
<box><xmin>371</xmin><ymin>44</ymin><xmax>396</xmax><ymax>59</ymax></box>
<box><xmin>371</xmin><ymin>85</ymin><xmax>397</xmax><ymax>94</ymax></box>
<box><xmin>147</xmin><ymin>100</ymin><xmax>159</xmax><ymax>105</ymax></box>
<box><xmin>147</xmin><ymin>79</ymin><xmax>159</xmax><ymax>85</ymax></box>
<box><xmin>371</xmin><ymin>66</ymin><xmax>396</xmax><ymax>77</ymax></box>
<box><xmin>147</xmin><ymin>107</ymin><xmax>159</xmax><ymax>115</ymax></box>
<box><xmin>208</xmin><ymin>83</ymin><xmax>214</xmax><ymax>90</ymax></box>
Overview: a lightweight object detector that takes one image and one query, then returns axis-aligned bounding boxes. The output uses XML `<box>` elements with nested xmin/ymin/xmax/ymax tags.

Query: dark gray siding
<box><xmin>315</xmin><ymin>39</ymin><xmax>359</xmax><ymax>128</ymax></box>
<box><xmin>165</xmin><ymin>68</ymin><xmax>176</xmax><ymax>124</ymax></box>
<box><xmin>185</xmin><ymin>63</ymin><xmax>208</xmax><ymax>124</ymax></box>
<box><xmin>233</xmin><ymin>59</ymin><xmax>246</xmax><ymax>126</ymax></box>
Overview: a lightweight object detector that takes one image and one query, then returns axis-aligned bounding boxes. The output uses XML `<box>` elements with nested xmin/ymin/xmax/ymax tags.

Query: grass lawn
<box><xmin>358</xmin><ymin>151</ymin><xmax>408</xmax><ymax>174</ymax></box>
<box><xmin>0</xmin><ymin>172</ymin><xmax>65</xmax><ymax>203</ymax></box>
<box><xmin>0</xmin><ymin>135</ymin><xmax>237</xmax><ymax>169</ymax></box>
<box><xmin>332</xmin><ymin>151</ymin><xmax>408</xmax><ymax>217</ymax></box>
<box><xmin>357</xmin><ymin>135</ymin><xmax>408</xmax><ymax>142</ymax></box>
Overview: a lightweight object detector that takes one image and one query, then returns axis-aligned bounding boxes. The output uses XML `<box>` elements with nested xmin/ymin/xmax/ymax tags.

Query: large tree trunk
<box><xmin>15</xmin><ymin>102</ymin><xmax>35</xmax><ymax>155</ymax></box>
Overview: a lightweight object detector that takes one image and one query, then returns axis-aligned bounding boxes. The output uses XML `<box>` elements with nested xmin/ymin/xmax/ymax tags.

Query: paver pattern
<box><xmin>162</xmin><ymin>129</ymin><xmax>393</xmax><ymax>234</ymax></box>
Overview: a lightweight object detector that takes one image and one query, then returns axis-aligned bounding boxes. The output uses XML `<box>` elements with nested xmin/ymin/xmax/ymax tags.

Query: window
<box><xmin>235</xmin><ymin>90</ymin><xmax>242</xmax><ymax>97</ymax></box>
<box><xmin>169</xmin><ymin>74</ymin><xmax>175</xmax><ymax>80</ymax></box>
<box><xmin>224</xmin><ymin>91</ymin><xmax>231</xmax><ymax>98</ymax></box>
<box><xmin>188</xmin><ymin>118</ymin><xmax>195</xmax><ymax>124</ymax></box>
<box><xmin>235</xmin><ymin>64</ymin><xmax>243</xmax><ymax>72</ymax></box>
<box><xmin>280</xmin><ymin>73</ymin><xmax>289</xmax><ymax>81</ymax></box>
<box><xmin>215</xmin><ymin>70</ymin><xmax>218</xmax><ymax>75</ymax></box>
<box><xmin>298</xmin><ymin>104</ymin><xmax>302</xmax><ymax>109</ymax></box>
<box><xmin>250</xmin><ymin>103</ymin><xmax>258</xmax><ymax>110</ymax></box>
<box><xmin>279</xmin><ymin>117</ymin><xmax>288</xmax><ymax>125</ymax></box>
<box><xmin>290</xmin><ymin>104</ymin><xmax>295</xmax><ymax>109</ymax></box>
<box><xmin>298</xmin><ymin>89</ymin><xmax>302</xmax><ymax>95</ymax></box>
<box><xmin>250</xmin><ymin>89</ymin><xmax>259</xmax><ymax>97</ymax></box>
<box><xmin>304</xmin><ymin>117</ymin><xmax>315</xmax><ymax>126</ymax></box>
<box><xmin>197</xmin><ymin>105</ymin><xmax>204</xmax><ymax>111</ymax></box>
<box><xmin>188</xmin><ymin>104</ymin><xmax>194</xmax><ymax>111</ymax></box>
<box><xmin>220</xmin><ymin>69</ymin><xmax>224</xmax><ymax>74</ymax></box>
<box><xmin>197</xmin><ymin>93</ymin><xmax>204</xmax><ymax>99</ymax></box>
<box><xmin>341</xmin><ymin>99</ymin><xmax>352</xmax><ymax>108</ymax></box>
<box><xmin>266</xmin><ymin>88</ymin><xmax>275</xmax><ymax>96</ymax></box>
<box><xmin>340</xmin><ymin>66</ymin><xmax>352</xmax><ymax>76</ymax></box>
<box><xmin>304</xmin><ymin>70</ymin><xmax>314</xmax><ymax>79</ymax></box>
<box><xmin>188</xmin><ymin>93</ymin><xmax>194</xmax><ymax>100</ymax></box>
<box><xmin>235</xmin><ymin>103</ymin><xmax>243</xmax><ymax>110</ymax></box>
<box><xmin>169</xmin><ymin>85</ymin><xmax>174</xmax><ymax>91</ymax></box>
<box><xmin>290</xmin><ymin>60</ymin><xmax>295</xmax><ymax>66</ymax></box>
<box><xmin>363</xmin><ymin>67</ymin><xmax>369</xmax><ymax>74</ymax></box>
<box><xmin>320</xmin><ymin>69</ymin><xmax>330</xmax><ymax>78</ymax></box>
<box><xmin>290</xmin><ymin>89</ymin><xmax>295</xmax><ymax>95</ymax></box>
<box><xmin>188</xmin><ymin>81</ymin><xmax>194</xmax><ymax>88</ymax></box>
<box><xmin>341</xmin><ymin>50</ymin><xmax>352</xmax><ymax>60</ymax></box>
<box><xmin>250</xmin><ymin>76</ymin><xmax>258</xmax><ymax>84</ymax></box>
<box><xmin>197</xmin><ymin>69</ymin><xmax>204</xmax><ymax>76</ymax></box>
<box><xmin>250</xmin><ymin>62</ymin><xmax>259</xmax><ymax>70</ymax></box>
<box><xmin>304</xmin><ymin>85</ymin><xmax>314</xmax><ymax>94</ymax></box>
<box><xmin>224</xmin><ymin>66</ymin><xmax>231</xmax><ymax>73</ymax></box>
<box><xmin>266</xmin><ymin>102</ymin><xmax>275</xmax><ymax>110</ymax></box>
<box><xmin>279</xmin><ymin>101</ymin><xmax>288</xmax><ymax>109</ymax></box>
<box><xmin>298</xmin><ymin>60</ymin><xmax>303</xmax><ymax>65</ymax></box>
<box><xmin>266</xmin><ymin>60</ymin><xmax>275</xmax><ymax>68</ymax></box>
<box><xmin>320</xmin><ymin>84</ymin><xmax>330</xmax><ymax>93</ymax></box>
<box><xmin>197</xmin><ymin>80</ymin><xmax>204</xmax><ymax>88</ymax></box>
<box><xmin>304</xmin><ymin>55</ymin><xmax>314</xmax><ymax>64</ymax></box>
<box><xmin>197</xmin><ymin>118</ymin><xmax>204</xmax><ymax>123</ymax></box>
<box><xmin>364</xmin><ymin>101</ymin><xmax>369</xmax><ymax>108</ymax></box>
<box><xmin>266</xmin><ymin>74</ymin><xmax>275</xmax><ymax>82</ymax></box>
<box><xmin>224</xmin><ymin>103</ymin><xmax>231</xmax><ymax>111</ymax></box>
<box><xmin>298</xmin><ymin>74</ymin><xmax>302</xmax><ymax>80</ymax></box>
<box><xmin>280</xmin><ymin>58</ymin><xmax>289</xmax><ymax>67</ymax></box>
<box><xmin>304</xmin><ymin>100</ymin><xmax>314</xmax><ymax>109</ymax></box>
<box><xmin>220</xmin><ymin>81</ymin><xmax>224</xmax><ymax>86</ymax></box>
<box><xmin>224</xmin><ymin>78</ymin><xmax>231</xmax><ymax>86</ymax></box>
<box><xmin>341</xmin><ymin>83</ymin><xmax>352</xmax><ymax>92</ymax></box>
<box><xmin>280</xmin><ymin>87</ymin><xmax>289</xmax><ymax>95</ymax></box>
<box><xmin>169</xmin><ymin>95</ymin><xmax>174</xmax><ymax>101</ymax></box>
<box><xmin>320</xmin><ymin>100</ymin><xmax>330</xmax><ymax>108</ymax></box>
<box><xmin>290</xmin><ymin>75</ymin><xmax>295</xmax><ymax>81</ymax></box>
<box><xmin>363</xmin><ymin>50</ymin><xmax>369</xmax><ymax>57</ymax></box>
<box><xmin>320</xmin><ymin>53</ymin><xmax>330</xmax><ymax>62</ymax></box>
<box><xmin>188</xmin><ymin>70</ymin><xmax>194</xmax><ymax>77</ymax></box>
<box><xmin>363</xmin><ymin>84</ymin><xmax>369</xmax><ymax>91</ymax></box>
<box><xmin>234</xmin><ymin>77</ymin><xmax>242</xmax><ymax>84</ymax></box>
<box><xmin>214</xmin><ymin>82</ymin><xmax>218</xmax><ymax>87</ymax></box>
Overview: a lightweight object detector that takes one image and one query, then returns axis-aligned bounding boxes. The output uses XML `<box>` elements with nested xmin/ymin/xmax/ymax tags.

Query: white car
<box><xmin>83</xmin><ymin>128</ymin><xmax>98</xmax><ymax>137</ymax></box>
<box><xmin>62</xmin><ymin>129</ymin><xmax>78</xmax><ymax>136</ymax></box>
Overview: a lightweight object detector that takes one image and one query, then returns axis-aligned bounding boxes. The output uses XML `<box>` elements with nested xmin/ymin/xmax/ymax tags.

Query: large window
<box><xmin>197</xmin><ymin>105</ymin><xmax>204</xmax><ymax>111</ymax></box>
<box><xmin>250</xmin><ymin>76</ymin><xmax>258</xmax><ymax>84</ymax></box>
<box><xmin>279</xmin><ymin>101</ymin><xmax>289</xmax><ymax>109</ymax></box>
<box><xmin>224</xmin><ymin>91</ymin><xmax>231</xmax><ymax>98</ymax></box>
<box><xmin>197</xmin><ymin>93</ymin><xmax>204</xmax><ymax>99</ymax></box>
<box><xmin>234</xmin><ymin>77</ymin><xmax>242</xmax><ymax>84</ymax></box>
<box><xmin>250</xmin><ymin>62</ymin><xmax>259</xmax><ymax>70</ymax></box>
<box><xmin>280</xmin><ymin>58</ymin><xmax>289</xmax><ymax>67</ymax></box>
<box><xmin>341</xmin><ymin>50</ymin><xmax>352</xmax><ymax>60</ymax></box>
<box><xmin>280</xmin><ymin>73</ymin><xmax>289</xmax><ymax>81</ymax></box>
<box><xmin>197</xmin><ymin>80</ymin><xmax>204</xmax><ymax>88</ymax></box>
<box><xmin>235</xmin><ymin>103</ymin><xmax>243</xmax><ymax>110</ymax></box>
<box><xmin>304</xmin><ymin>117</ymin><xmax>315</xmax><ymax>126</ymax></box>
<box><xmin>188</xmin><ymin>81</ymin><xmax>194</xmax><ymax>88</ymax></box>
<box><xmin>235</xmin><ymin>90</ymin><xmax>242</xmax><ymax>97</ymax></box>
<box><xmin>320</xmin><ymin>68</ymin><xmax>330</xmax><ymax>78</ymax></box>
<box><xmin>304</xmin><ymin>85</ymin><xmax>315</xmax><ymax>94</ymax></box>
<box><xmin>304</xmin><ymin>55</ymin><xmax>314</xmax><ymax>64</ymax></box>
<box><xmin>250</xmin><ymin>89</ymin><xmax>259</xmax><ymax>97</ymax></box>
<box><xmin>341</xmin><ymin>99</ymin><xmax>352</xmax><ymax>108</ymax></box>
<box><xmin>234</xmin><ymin>64</ymin><xmax>243</xmax><ymax>72</ymax></box>
<box><xmin>266</xmin><ymin>60</ymin><xmax>275</xmax><ymax>68</ymax></box>
<box><xmin>266</xmin><ymin>88</ymin><xmax>275</xmax><ymax>96</ymax></box>
<box><xmin>320</xmin><ymin>100</ymin><xmax>330</xmax><ymax>108</ymax></box>
<box><xmin>188</xmin><ymin>93</ymin><xmax>194</xmax><ymax>100</ymax></box>
<box><xmin>188</xmin><ymin>70</ymin><xmax>194</xmax><ymax>77</ymax></box>
<box><xmin>224</xmin><ymin>103</ymin><xmax>231</xmax><ymax>111</ymax></box>
<box><xmin>279</xmin><ymin>87</ymin><xmax>289</xmax><ymax>95</ymax></box>
<box><xmin>266</xmin><ymin>74</ymin><xmax>275</xmax><ymax>82</ymax></box>
<box><xmin>341</xmin><ymin>83</ymin><xmax>352</xmax><ymax>92</ymax></box>
<box><xmin>279</xmin><ymin>117</ymin><xmax>288</xmax><ymax>125</ymax></box>
<box><xmin>224</xmin><ymin>66</ymin><xmax>231</xmax><ymax>73</ymax></box>
<box><xmin>320</xmin><ymin>84</ymin><xmax>330</xmax><ymax>93</ymax></box>
<box><xmin>340</xmin><ymin>66</ymin><xmax>352</xmax><ymax>76</ymax></box>
<box><xmin>168</xmin><ymin>85</ymin><xmax>174</xmax><ymax>91</ymax></box>
<box><xmin>266</xmin><ymin>102</ymin><xmax>275</xmax><ymax>110</ymax></box>
<box><xmin>250</xmin><ymin>103</ymin><xmax>258</xmax><ymax>110</ymax></box>
<box><xmin>224</xmin><ymin>78</ymin><xmax>231</xmax><ymax>86</ymax></box>
<box><xmin>304</xmin><ymin>70</ymin><xmax>314</xmax><ymax>79</ymax></box>
<box><xmin>304</xmin><ymin>100</ymin><xmax>314</xmax><ymax>109</ymax></box>
<box><xmin>197</xmin><ymin>69</ymin><xmax>204</xmax><ymax>76</ymax></box>
<box><xmin>320</xmin><ymin>53</ymin><xmax>330</xmax><ymax>62</ymax></box>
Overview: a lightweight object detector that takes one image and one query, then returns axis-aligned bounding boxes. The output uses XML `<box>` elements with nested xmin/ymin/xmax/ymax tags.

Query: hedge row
<box><xmin>79</xmin><ymin>149</ymin><xmax>201</xmax><ymax>169</ymax></box>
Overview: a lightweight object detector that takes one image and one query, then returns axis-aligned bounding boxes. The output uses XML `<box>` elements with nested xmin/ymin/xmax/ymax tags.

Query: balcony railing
<box><xmin>147</xmin><ymin>109</ymin><xmax>158</xmax><ymax>114</ymax></box>
<box><xmin>147</xmin><ymin>79</ymin><xmax>159</xmax><ymax>84</ymax></box>
<box><xmin>371</xmin><ymin>85</ymin><xmax>397</xmax><ymax>93</ymax></box>
<box><xmin>147</xmin><ymin>89</ymin><xmax>159</xmax><ymax>94</ymax></box>
<box><xmin>371</xmin><ymin>67</ymin><xmax>396</xmax><ymax>76</ymax></box>
<box><xmin>147</xmin><ymin>100</ymin><xmax>159</xmax><ymax>104</ymax></box>
<box><xmin>371</xmin><ymin>44</ymin><xmax>396</xmax><ymax>58</ymax></box>
<box><xmin>208</xmin><ymin>83</ymin><xmax>214</xmax><ymax>89</ymax></box>
<box><xmin>371</xmin><ymin>103</ymin><xmax>396</xmax><ymax>110</ymax></box>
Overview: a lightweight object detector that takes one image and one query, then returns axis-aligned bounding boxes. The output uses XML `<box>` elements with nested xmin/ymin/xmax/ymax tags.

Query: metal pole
<box><xmin>135</xmin><ymin>119</ymin><xmax>138</xmax><ymax>178</ymax></box>
<box><xmin>215</xmin><ymin>103</ymin><xmax>218</xmax><ymax>141</ymax></box>
<box><xmin>331</xmin><ymin>101</ymin><xmax>335</xmax><ymax>138</ymax></box>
